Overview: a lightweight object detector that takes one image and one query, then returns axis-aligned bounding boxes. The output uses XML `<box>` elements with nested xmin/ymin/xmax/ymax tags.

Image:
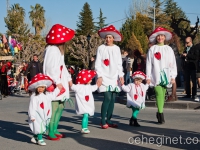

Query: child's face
<box><xmin>134</xmin><ymin>78</ymin><xmax>143</xmax><ymax>85</ymax></box>
<box><xmin>37</xmin><ymin>86</ymin><xmax>46</xmax><ymax>94</ymax></box>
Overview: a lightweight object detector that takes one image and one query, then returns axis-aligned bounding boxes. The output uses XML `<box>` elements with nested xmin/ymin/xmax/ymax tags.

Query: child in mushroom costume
<box><xmin>43</xmin><ymin>24</ymin><xmax>75</xmax><ymax>140</ymax></box>
<box><xmin>95</xmin><ymin>25</ymin><xmax>124</xmax><ymax>129</ymax></box>
<box><xmin>146</xmin><ymin>27</ymin><xmax>177</xmax><ymax>124</ymax></box>
<box><xmin>28</xmin><ymin>73</ymin><xmax>63</xmax><ymax>146</ymax></box>
<box><xmin>121</xmin><ymin>71</ymin><xmax>149</xmax><ymax>127</ymax></box>
<box><xmin>71</xmin><ymin>69</ymin><xmax>100</xmax><ymax>133</ymax></box>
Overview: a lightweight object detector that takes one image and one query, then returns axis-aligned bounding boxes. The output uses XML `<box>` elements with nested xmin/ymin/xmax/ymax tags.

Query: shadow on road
<box><xmin>0</xmin><ymin>120</ymin><xmax>32</xmax><ymax>143</ymax></box>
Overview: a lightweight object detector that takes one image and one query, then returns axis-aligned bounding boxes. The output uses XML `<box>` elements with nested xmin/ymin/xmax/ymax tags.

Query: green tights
<box><xmin>48</xmin><ymin>101</ymin><xmax>65</xmax><ymax>138</ymax></box>
<box><xmin>131</xmin><ymin>107</ymin><xmax>140</xmax><ymax>119</ymax></box>
<box><xmin>37</xmin><ymin>134</ymin><xmax>43</xmax><ymax>140</ymax></box>
<box><xmin>154</xmin><ymin>86</ymin><xmax>166</xmax><ymax>113</ymax></box>
<box><xmin>82</xmin><ymin>113</ymin><xmax>89</xmax><ymax>129</ymax></box>
<box><xmin>101</xmin><ymin>92</ymin><xmax>116</xmax><ymax>125</ymax></box>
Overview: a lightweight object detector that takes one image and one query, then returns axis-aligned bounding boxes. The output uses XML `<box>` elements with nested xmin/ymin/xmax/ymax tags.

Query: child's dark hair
<box><xmin>35</xmin><ymin>87</ymin><xmax>46</xmax><ymax>95</ymax></box>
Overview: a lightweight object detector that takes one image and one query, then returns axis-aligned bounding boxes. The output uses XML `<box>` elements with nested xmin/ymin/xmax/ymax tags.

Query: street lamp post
<box><xmin>87</xmin><ymin>34</ymin><xmax>91</xmax><ymax>69</ymax></box>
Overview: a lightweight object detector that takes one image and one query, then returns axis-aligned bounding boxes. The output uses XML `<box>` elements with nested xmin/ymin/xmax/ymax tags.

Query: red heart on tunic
<box><xmin>47</xmin><ymin>109</ymin><xmax>50</xmax><ymax>116</ymax></box>
<box><xmin>40</xmin><ymin>102</ymin><xmax>44</xmax><ymax>109</ymax></box>
<box><xmin>85</xmin><ymin>95</ymin><xmax>89</xmax><ymax>102</ymax></box>
<box><xmin>103</xmin><ymin>59</ymin><xmax>109</xmax><ymax>66</ymax></box>
<box><xmin>154</xmin><ymin>52</ymin><xmax>161</xmax><ymax>60</ymax></box>
<box><xmin>134</xmin><ymin>94</ymin><xmax>138</xmax><ymax>100</ymax></box>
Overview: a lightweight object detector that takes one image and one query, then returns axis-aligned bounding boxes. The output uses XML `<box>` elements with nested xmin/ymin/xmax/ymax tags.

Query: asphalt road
<box><xmin>0</xmin><ymin>91</ymin><xmax>199</xmax><ymax>150</ymax></box>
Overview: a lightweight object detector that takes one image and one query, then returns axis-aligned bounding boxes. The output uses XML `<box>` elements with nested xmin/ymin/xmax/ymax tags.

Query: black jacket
<box><xmin>24</xmin><ymin>60</ymin><xmax>43</xmax><ymax>80</ymax></box>
<box><xmin>182</xmin><ymin>44</ymin><xmax>200</xmax><ymax>70</ymax></box>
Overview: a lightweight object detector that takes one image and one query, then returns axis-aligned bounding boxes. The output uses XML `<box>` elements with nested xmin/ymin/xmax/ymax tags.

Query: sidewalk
<box><xmin>116</xmin><ymin>87</ymin><xmax>200</xmax><ymax>110</ymax></box>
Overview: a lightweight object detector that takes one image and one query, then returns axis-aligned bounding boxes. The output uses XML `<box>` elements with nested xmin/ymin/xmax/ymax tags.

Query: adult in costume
<box><xmin>95</xmin><ymin>25</ymin><xmax>124</xmax><ymax>129</ymax></box>
<box><xmin>146</xmin><ymin>27</ymin><xmax>177</xmax><ymax>124</ymax></box>
<box><xmin>71</xmin><ymin>69</ymin><xmax>99</xmax><ymax>133</ymax></box>
<box><xmin>28</xmin><ymin>74</ymin><xmax>61</xmax><ymax>145</ymax></box>
<box><xmin>43</xmin><ymin>24</ymin><xmax>75</xmax><ymax>140</ymax></box>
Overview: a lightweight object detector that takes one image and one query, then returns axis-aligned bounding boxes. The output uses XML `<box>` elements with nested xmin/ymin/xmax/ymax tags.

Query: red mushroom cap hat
<box><xmin>98</xmin><ymin>25</ymin><xmax>122</xmax><ymax>41</ymax></box>
<box><xmin>75</xmin><ymin>69</ymin><xmax>97</xmax><ymax>84</ymax></box>
<box><xmin>46</xmin><ymin>24</ymin><xmax>75</xmax><ymax>44</ymax></box>
<box><xmin>28</xmin><ymin>73</ymin><xmax>53</xmax><ymax>91</ymax></box>
<box><xmin>149</xmin><ymin>27</ymin><xmax>172</xmax><ymax>43</ymax></box>
<box><xmin>132</xmin><ymin>71</ymin><xmax>146</xmax><ymax>80</ymax></box>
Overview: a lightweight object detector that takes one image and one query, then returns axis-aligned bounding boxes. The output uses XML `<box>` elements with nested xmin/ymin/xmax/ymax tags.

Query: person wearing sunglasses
<box><xmin>182</xmin><ymin>37</ymin><xmax>199</xmax><ymax>101</ymax></box>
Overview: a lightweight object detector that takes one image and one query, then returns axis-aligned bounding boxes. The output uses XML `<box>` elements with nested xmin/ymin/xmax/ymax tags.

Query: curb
<box><xmin>116</xmin><ymin>97</ymin><xmax>200</xmax><ymax>110</ymax></box>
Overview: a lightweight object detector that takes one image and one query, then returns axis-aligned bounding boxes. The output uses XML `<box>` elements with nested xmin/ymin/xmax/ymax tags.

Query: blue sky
<box><xmin>0</xmin><ymin>0</ymin><xmax>199</xmax><ymax>35</ymax></box>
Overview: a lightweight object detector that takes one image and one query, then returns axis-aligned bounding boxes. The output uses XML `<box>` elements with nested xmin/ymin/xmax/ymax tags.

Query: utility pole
<box><xmin>6</xmin><ymin>0</ymin><xmax>9</xmax><ymax>14</ymax></box>
<box><xmin>153</xmin><ymin>5</ymin><xmax>155</xmax><ymax>30</ymax></box>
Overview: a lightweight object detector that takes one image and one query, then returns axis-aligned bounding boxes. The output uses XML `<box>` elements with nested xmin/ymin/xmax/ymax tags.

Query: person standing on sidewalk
<box><xmin>0</xmin><ymin>61</ymin><xmax>9</xmax><ymax>98</ymax></box>
<box><xmin>43</xmin><ymin>24</ymin><xmax>75</xmax><ymax>140</ymax></box>
<box><xmin>146</xmin><ymin>27</ymin><xmax>177</xmax><ymax>124</ymax></box>
<box><xmin>95</xmin><ymin>25</ymin><xmax>124</xmax><ymax>129</ymax></box>
<box><xmin>182</xmin><ymin>37</ymin><xmax>199</xmax><ymax>101</ymax></box>
<box><xmin>24</xmin><ymin>54</ymin><xmax>43</xmax><ymax>82</ymax></box>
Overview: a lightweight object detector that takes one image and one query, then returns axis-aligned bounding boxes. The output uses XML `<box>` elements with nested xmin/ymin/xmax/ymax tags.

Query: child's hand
<box><xmin>96</xmin><ymin>81</ymin><xmax>101</xmax><ymax>87</ymax></box>
<box><xmin>120</xmin><ymin>77</ymin><xmax>124</xmax><ymax>85</ymax></box>
<box><xmin>31</xmin><ymin>119</ymin><xmax>35</xmax><ymax>122</ymax></box>
<box><xmin>68</xmin><ymin>80</ymin><xmax>73</xmax><ymax>87</ymax></box>
<box><xmin>97</xmin><ymin>77</ymin><xmax>102</xmax><ymax>86</ymax></box>
<box><xmin>56</xmin><ymin>83</ymin><xmax>63</xmax><ymax>90</ymax></box>
<box><xmin>146</xmin><ymin>79</ymin><xmax>151</xmax><ymax>85</ymax></box>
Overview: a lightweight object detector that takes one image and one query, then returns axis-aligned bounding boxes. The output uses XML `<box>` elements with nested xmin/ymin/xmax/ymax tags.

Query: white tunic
<box><xmin>28</xmin><ymin>88</ymin><xmax>59</xmax><ymax>134</ymax></box>
<box><xmin>71</xmin><ymin>84</ymin><xmax>98</xmax><ymax>116</ymax></box>
<box><xmin>146</xmin><ymin>45</ymin><xmax>177</xmax><ymax>87</ymax></box>
<box><xmin>43</xmin><ymin>45</ymin><xmax>72</xmax><ymax>100</ymax></box>
<box><xmin>95</xmin><ymin>44</ymin><xmax>124</xmax><ymax>92</ymax></box>
<box><xmin>122</xmin><ymin>83</ymin><xmax>148</xmax><ymax>109</ymax></box>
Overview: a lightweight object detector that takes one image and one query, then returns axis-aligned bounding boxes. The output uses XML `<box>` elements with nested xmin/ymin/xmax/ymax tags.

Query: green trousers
<box><xmin>101</xmin><ymin>92</ymin><xmax>116</xmax><ymax>125</ymax></box>
<box><xmin>82</xmin><ymin>113</ymin><xmax>89</xmax><ymax>129</ymax></box>
<box><xmin>37</xmin><ymin>134</ymin><xmax>43</xmax><ymax>140</ymax></box>
<box><xmin>48</xmin><ymin>101</ymin><xmax>65</xmax><ymax>138</ymax></box>
<box><xmin>131</xmin><ymin>107</ymin><xmax>140</xmax><ymax>119</ymax></box>
<box><xmin>154</xmin><ymin>86</ymin><xmax>166</xmax><ymax>113</ymax></box>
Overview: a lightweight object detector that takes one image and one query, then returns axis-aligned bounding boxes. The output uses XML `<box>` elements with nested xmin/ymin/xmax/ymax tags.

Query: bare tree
<box><xmin>126</xmin><ymin>0</ymin><xmax>151</xmax><ymax>18</ymax></box>
<box><xmin>67</xmin><ymin>33</ymin><xmax>104</xmax><ymax>68</ymax></box>
<box><xmin>171</xmin><ymin>16</ymin><xmax>199</xmax><ymax>42</ymax></box>
<box><xmin>13</xmin><ymin>34</ymin><xmax>46</xmax><ymax>63</ymax></box>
